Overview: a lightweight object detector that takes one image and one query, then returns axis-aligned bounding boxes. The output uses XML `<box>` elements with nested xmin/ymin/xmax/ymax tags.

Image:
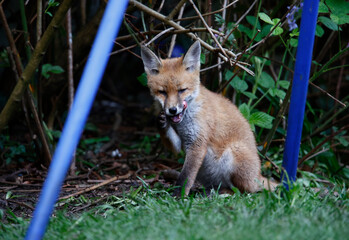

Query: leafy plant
<box><xmin>41</xmin><ymin>63</ymin><xmax>64</xmax><ymax>79</ymax></box>
<box><xmin>44</xmin><ymin>0</ymin><xmax>60</xmax><ymax>17</ymax></box>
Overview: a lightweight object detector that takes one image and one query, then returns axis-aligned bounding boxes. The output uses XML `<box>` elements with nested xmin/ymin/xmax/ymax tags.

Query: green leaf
<box><xmin>261</xmin><ymin>25</ymin><xmax>272</xmax><ymax>38</ymax></box>
<box><xmin>330</xmin><ymin>13</ymin><xmax>349</xmax><ymax>25</ymax></box>
<box><xmin>315</xmin><ymin>25</ymin><xmax>324</xmax><ymax>37</ymax></box>
<box><xmin>278</xmin><ymin>80</ymin><xmax>290</xmax><ymax>89</ymax></box>
<box><xmin>270</xmin><ymin>88</ymin><xmax>286</xmax><ymax>99</ymax></box>
<box><xmin>272</xmin><ymin>26</ymin><xmax>284</xmax><ymax>36</ymax></box>
<box><xmin>306</xmin><ymin>101</ymin><xmax>316</xmax><ymax>116</ymax></box>
<box><xmin>289</xmin><ymin>28</ymin><xmax>299</xmax><ymax>37</ymax></box>
<box><xmin>224</xmin><ymin>70</ymin><xmax>234</xmax><ymax>81</ymax></box>
<box><xmin>318</xmin><ymin>16</ymin><xmax>340</xmax><ymax>31</ymax></box>
<box><xmin>214</xmin><ymin>14</ymin><xmax>225</xmax><ymax>25</ymax></box>
<box><xmin>42</xmin><ymin>63</ymin><xmax>64</xmax><ymax>79</ymax></box>
<box><xmin>81</xmin><ymin>136</ymin><xmax>110</xmax><ymax>146</ymax></box>
<box><xmin>326</xmin><ymin>0</ymin><xmax>349</xmax><ymax>15</ymax></box>
<box><xmin>246</xmin><ymin>15</ymin><xmax>261</xmax><ymax>29</ymax></box>
<box><xmin>259</xmin><ymin>71</ymin><xmax>275</xmax><ymax>88</ymax></box>
<box><xmin>200</xmin><ymin>53</ymin><xmax>206</xmax><ymax>64</ymax></box>
<box><xmin>6</xmin><ymin>191</ymin><xmax>13</xmax><ymax>200</ymax></box>
<box><xmin>230</xmin><ymin>76</ymin><xmax>248</xmax><ymax>92</ymax></box>
<box><xmin>272</xmin><ymin>18</ymin><xmax>281</xmax><ymax>25</ymax></box>
<box><xmin>249</xmin><ymin>111</ymin><xmax>274</xmax><ymax>129</ymax></box>
<box><xmin>289</xmin><ymin>38</ymin><xmax>298</xmax><ymax>47</ymax></box>
<box><xmin>238</xmin><ymin>24</ymin><xmax>253</xmax><ymax>39</ymax></box>
<box><xmin>137</xmin><ymin>72</ymin><xmax>148</xmax><ymax>86</ymax></box>
<box><xmin>312</xmin><ymin>60</ymin><xmax>322</xmax><ymax>66</ymax></box>
<box><xmin>242</xmin><ymin>91</ymin><xmax>257</xmax><ymax>100</ymax></box>
<box><xmin>239</xmin><ymin>103</ymin><xmax>250</xmax><ymax>120</ymax></box>
<box><xmin>337</xmin><ymin>136</ymin><xmax>349</xmax><ymax>147</ymax></box>
<box><xmin>258</xmin><ymin>12</ymin><xmax>274</xmax><ymax>25</ymax></box>
<box><xmin>318</xmin><ymin>2</ymin><xmax>329</xmax><ymax>13</ymax></box>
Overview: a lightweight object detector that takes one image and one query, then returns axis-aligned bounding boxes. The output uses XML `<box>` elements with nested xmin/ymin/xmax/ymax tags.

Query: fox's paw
<box><xmin>157</xmin><ymin>111</ymin><xmax>168</xmax><ymax>129</ymax></box>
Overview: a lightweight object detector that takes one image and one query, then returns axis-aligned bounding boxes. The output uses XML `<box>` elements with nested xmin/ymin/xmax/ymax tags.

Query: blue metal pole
<box><xmin>25</xmin><ymin>1</ymin><xmax>128</xmax><ymax>239</ymax></box>
<box><xmin>282</xmin><ymin>0</ymin><xmax>319</xmax><ymax>187</ymax></box>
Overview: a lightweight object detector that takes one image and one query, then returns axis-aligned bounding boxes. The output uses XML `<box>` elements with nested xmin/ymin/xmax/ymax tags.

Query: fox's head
<box><xmin>141</xmin><ymin>41</ymin><xmax>201</xmax><ymax>124</ymax></box>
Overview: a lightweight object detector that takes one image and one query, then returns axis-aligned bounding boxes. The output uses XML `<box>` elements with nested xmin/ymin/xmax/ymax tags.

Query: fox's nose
<box><xmin>169</xmin><ymin>107</ymin><xmax>177</xmax><ymax>114</ymax></box>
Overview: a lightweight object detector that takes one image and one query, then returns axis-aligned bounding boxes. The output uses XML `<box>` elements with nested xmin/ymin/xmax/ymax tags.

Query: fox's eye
<box><xmin>150</xmin><ymin>69</ymin><xmax>159</xmax><ymax>74</ymax></box>
<box><xmin>185</xmin><ymin>65</ymin><xmax>194</xmax><ymax>71</ymax></box>
<box><xmin>178</xmin><ymin>88</ymin><xmax>187</xmax><ymax>94</ymax></box>
<box><xmin>158</xmin><ymin>90</ymin><xmax>167</xmax><ymax>96</ymax></box>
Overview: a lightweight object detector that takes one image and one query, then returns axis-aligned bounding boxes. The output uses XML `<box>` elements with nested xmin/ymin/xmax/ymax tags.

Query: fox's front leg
<box><xmin>175</xmin><ymin>145</ymin><xmax>207</xmax><ymax>196</ymax></box>
<box><xmin>158</xmin><ymin>111</ymin><xmax>182</xmax><ymax>153</ymax></box>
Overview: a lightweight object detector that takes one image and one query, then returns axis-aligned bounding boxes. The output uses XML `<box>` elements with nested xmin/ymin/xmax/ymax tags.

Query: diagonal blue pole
<box><xmin>25</xmin><ymin>1</ymin><xmax>128</xmax><ymax>239</ymax></box>
<box><xmin>282</xmin><ymin>0</ymin><xmax>319</xmax><ymax>188</ymax></box>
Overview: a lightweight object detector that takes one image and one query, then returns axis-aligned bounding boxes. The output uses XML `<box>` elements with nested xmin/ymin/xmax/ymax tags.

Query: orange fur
<box><xmin>141</xmin><ymin>41</ymin><xmax>277</xmax><ymax>195</ymax></box>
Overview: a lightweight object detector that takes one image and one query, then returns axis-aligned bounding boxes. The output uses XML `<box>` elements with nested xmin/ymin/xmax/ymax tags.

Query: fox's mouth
<box><xmin>170</xmin><ymin>111</ymin><xmax>184</xmax><ymax>123</ymax></box>
<box><xmin>168</xmin><ymin>100</ymin><xmax>188</xmax><ymax>124</ymax></box>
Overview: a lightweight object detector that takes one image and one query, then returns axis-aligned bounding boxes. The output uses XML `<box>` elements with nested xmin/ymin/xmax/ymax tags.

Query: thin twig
<box><xmin>236</xmin><ymin>1</ymin><xmax>297</xmax><ymax>57</ymax></box>
<box><xmin>59</xmin><ymin>173</ymin><xmax>131</xmax><ymax>200</ymax></box>
<box><xmin>66</xmin><ymin>8</ymin><xmax>76</xmax><ymax>175</ymax></box>
<box><xmin>217</xmin><ymin>29</ymin><xmax>260</xmax><ymax>92</ymax></box>
<box><xmin>0</xmin><ymin>5</ymin><xmax>23</xmax><ymax>75</ymax></box>
<box><xmin>116</xmin><ymin>28</ymin><xmax>224</xmax><ymax>42</ymax></box>
<box><xmin>201</xmin><ymin>61</ymin><xmax>225</xmax><ymax>72</ymax></box>
<box><xmin>168</xmin><ymin>3</ymin><xmax>186</xmax><ymax>58</ymax></box>
<box><xmin>0</xmin><ymin>0</ymin><xmax>74</xmax><ymax>131</ymax></box>
<box><xmin>111</xmin><ymin>43</ymin><xmax>138</xmax><ymax>56</ymax></box>
<box><xmin>128</xmin><ymin>0</ymin><xmax>252</xmax><ymax>75</ymax></box>
<box><xmin>334</xmin><ymin>58</ymin><xmax>345</xmax><ymax>108</ymax></box>
<box><xmin>1</xmin><ymin>2</ymin><xmax>52</xmax><ymax>164</ymax></box>
<box><xmin>222</xmin><ymin>0</ymin><xmax>257</xmax><ymax>46</ymax></box>
<box><xmin>25</xmin><ymin>90</ymin><xmax>52</xmax><ymax>165</ymax></box>
<box><xmin>168</xmin><ymin>0</ymin><xmax>187</xmax><ymax>20</ymax></box>
<box><xmin>261</xmin><ymin>81</ymin><xmax>292</xmax><ymax>155</ymax></box>
<box><xmin>309</xmin><ymin>81</ymin><xmax>346</xmax><ymax>107</ymax></box>
<box><xmin>175</xmin><ymin>0</ymin><xmax>238</xmax><ymax>22</ymax></box>
<box><xmin>36</xmin><ymin>0</ymin><xmax>42</xmax><ymax>43</ymax></box>
<box><xmin>7</xmin><ymin>199</ymin><xmax>35</xmax><ymax>211</ymax></box>
<box><xmin>235</xmin><ymin>0</ymin><xmax>257</xmax><ymax>26</ymax></box>
<box><xmin>301</xmin><ymin>148</ymin><xmax>330</xmax><ymax>163</ymax></box>
<box><xmin>189</xmin><ymin>0</ymin><xmax>228</xmax><ymax>59</ymax></box>
<box><xmin>217</xmin><ymin>0</ymin><xmax>228</xmax><ymax>84</ymax></box>
<box><xmin>114</xmin><ymin>42</ymin><xmax>140</xmax><ymax>59</ymax></box>
<box><xmin>80</xmin><ymin>0</ymin><xmax>86</xmax><ymax>25</ymax></box>
<box><xmin>6</xmin><ymin>46</ymin><xmax>42</xmax><ymax>160</ymax></box>
<box><xmin>298</xmin><ymin>124</ymin><xmax>349</xmax><ymax>166</ymax></box>
<box><xmin>145</xmin><ymin>27</ymin><xmax>174</xmax><ymax>47</ymax></box>
<box><xmin>19</xmin><ymin>0</ymin><xmax>32</xmax><ymax>59</ymax></box>
<box><xmin>156</xmin><ymin>0</ymin><xmax>166</xmax><ymax>13</ymax></box>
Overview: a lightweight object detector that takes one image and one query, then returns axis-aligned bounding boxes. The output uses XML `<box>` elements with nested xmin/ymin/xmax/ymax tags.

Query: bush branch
<box><xmin>0</xmin><ymin>0</ymin><xmax>73</xmax><ymax>132</ymax></box>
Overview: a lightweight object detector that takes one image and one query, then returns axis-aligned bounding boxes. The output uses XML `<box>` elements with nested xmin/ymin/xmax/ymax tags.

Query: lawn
<box><xmin>1</xmin><ymin>181</ymin><xmax>348</xmax><ymax>240</ymax></box>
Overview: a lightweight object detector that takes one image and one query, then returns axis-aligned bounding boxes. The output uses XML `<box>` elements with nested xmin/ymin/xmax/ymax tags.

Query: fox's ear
<box><xmin>141</xmin><ymin>45</ymin><xmax>162</xmax><ymax>75</ymax></box>
<box><xmin>183</xmin><ymin>40</ymin><xmax>201</xmax><ymax>72</ymax></box>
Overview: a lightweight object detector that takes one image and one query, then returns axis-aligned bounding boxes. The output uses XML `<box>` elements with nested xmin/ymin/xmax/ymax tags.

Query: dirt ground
<box><xmin>0</xmin><ymin>99</ymin><xmax>187</xmax><ymax>220</ymax></box>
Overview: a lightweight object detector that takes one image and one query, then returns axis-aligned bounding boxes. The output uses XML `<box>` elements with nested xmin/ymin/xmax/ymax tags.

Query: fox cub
<box><xmin>141</xmin><ymin>41</ymin><xmax>276</xmax><ymax>195</ymax></box>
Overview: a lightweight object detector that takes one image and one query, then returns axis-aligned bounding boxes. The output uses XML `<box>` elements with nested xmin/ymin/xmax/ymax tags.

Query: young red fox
<box><xmin>141</xmin><ymin>41</ymin><xmax>276</xmax><ymax>195</ymax></box>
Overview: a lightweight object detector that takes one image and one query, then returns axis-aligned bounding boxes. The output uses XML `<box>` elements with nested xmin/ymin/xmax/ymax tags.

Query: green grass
<box><xmin>1</xmin><ymin>182</ymin><xmax>348</xmax><ymax>240</ymax></box>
